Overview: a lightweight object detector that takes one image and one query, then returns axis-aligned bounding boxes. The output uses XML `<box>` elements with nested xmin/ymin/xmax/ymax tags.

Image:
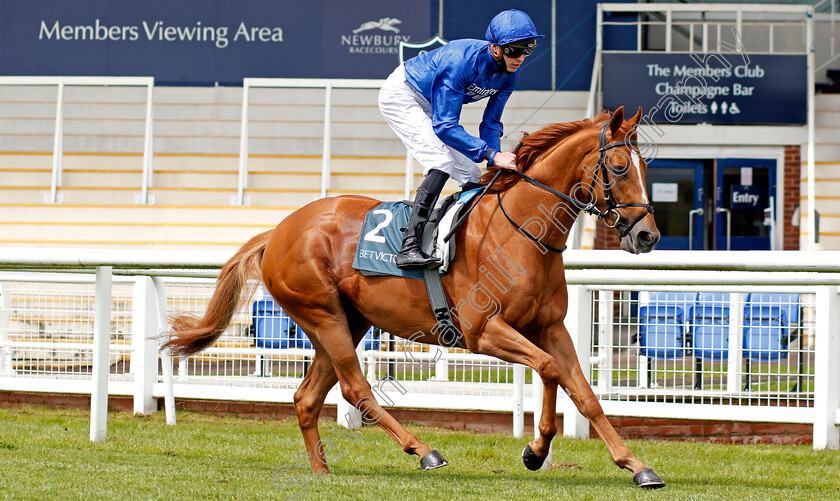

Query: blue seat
<box><xmin>292</xmin><ymin>321</ymin><xmax>313</xmax><ymax>349</ymax></box>
<box><xmin>743</xmin><ymin>293</ymin><xmax>800</xmax><ymax>361</ymax></box>
<box><xmin>363</xmin><ymin>327</ymin><xmax>381</xmax><ymax>350</ymax></box>
<box><xmin>638</xmin><ymin>292</ymin><xmax>696</xmax><ymax>359</ymax></box>
<box><xmin>251</xmin><ymin>290</ymin><xmax>382</xmax><ymax>351</ymax></box>
<box><xmin>251</xmin><ymin>291</ymin><xmax>296</xmax><ymax>349</ymax></box>
<box><xmin>690</xmin><ymin>293</ymin><xmax>730</xmax><ymax>360</ymax></box>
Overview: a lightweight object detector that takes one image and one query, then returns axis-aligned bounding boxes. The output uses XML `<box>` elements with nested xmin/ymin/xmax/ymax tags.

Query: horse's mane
<box><xmin>479</xmin><ymin>110</ymin><xmax>612</xmax><ymax>192</ymax></box>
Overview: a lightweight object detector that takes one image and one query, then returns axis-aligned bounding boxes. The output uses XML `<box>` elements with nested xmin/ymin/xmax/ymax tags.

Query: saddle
<box><xmin>352</xmin><ymin>187</ymin><xmax>484</xmax><ymax>349</ymax></box>
<box><xmin>352</xmin><ymin>187</ymin><xmax>482</xmax><ymax>279</ymax></box>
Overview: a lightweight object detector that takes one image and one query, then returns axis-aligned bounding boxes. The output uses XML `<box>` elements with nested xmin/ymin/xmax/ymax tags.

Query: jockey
<box><xmin>378</xmin><ymin>9</ymin><xmax>544</xmax><ymax>269</ymax></box>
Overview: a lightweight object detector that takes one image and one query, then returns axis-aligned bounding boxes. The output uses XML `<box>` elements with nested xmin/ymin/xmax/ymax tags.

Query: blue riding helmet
<box><xmin>485</xmin><ymin>9</ymin><xmax>545</xmax><ymax>47</ymax></box>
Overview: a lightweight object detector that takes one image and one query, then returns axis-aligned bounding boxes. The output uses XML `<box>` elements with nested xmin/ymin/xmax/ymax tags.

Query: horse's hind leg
<box><xmin>293</xmin><ymin>347</ymin><xmax>339</xmax><ymax>474</ymax></box>
<box><xmin>293</xmin><ymin>321</ymin><xmax>369</xmax><ymax>474</ymax></box>
<box><xmin>294</xmin><ymin>312</ymin><xmax>442</xmax><ymax>469</ymax></box>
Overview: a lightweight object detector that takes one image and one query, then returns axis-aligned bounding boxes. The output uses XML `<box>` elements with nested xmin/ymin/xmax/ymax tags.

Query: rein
<box><xmin>496</xmin><ymin>122</ymin><xmax>655</xmax><ymax>251</ymax></box>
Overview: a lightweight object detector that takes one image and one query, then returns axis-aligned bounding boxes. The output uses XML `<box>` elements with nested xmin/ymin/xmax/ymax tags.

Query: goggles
<box><xmin>502</xmin><ymin>43</ymin><xmax>535</xmax><ymax>58</ymax></box>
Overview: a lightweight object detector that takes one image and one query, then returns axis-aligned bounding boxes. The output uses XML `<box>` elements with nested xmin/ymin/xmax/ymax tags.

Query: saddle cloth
<box><xmin>351</xmin><ymin>188</ymin><xmax>482</xmax><ymax>279</ymax></box>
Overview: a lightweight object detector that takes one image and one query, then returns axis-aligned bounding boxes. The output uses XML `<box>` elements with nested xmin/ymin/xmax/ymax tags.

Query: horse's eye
<box><xmin>606</xmin><ymin>150</ymin><xmax>630</xmax><ymax>176</ymax></box>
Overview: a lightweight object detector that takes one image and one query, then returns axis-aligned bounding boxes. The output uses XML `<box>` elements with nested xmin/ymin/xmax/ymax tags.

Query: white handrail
<box><xmin>0</xmin><ymin>76</ymin><xmax>155</xmax><ymax>205</ymax></box>
<box><xmin>1</xmin><ymin>247</ymin><xmax>840</xmax><ymax>274</ymax></box>
<box><xmin>238</xmin><ymin>78</ymin><xmax>385</xmax><ymax>205</ymax></box>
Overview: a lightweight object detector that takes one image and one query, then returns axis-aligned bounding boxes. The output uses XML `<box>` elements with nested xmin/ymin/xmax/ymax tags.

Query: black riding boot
<box><xmin>396</xmin><ymin>186</ymin><xmax>441</xmax><ymax>269</ymax></box>
<box><xmin>397</xmin><ymin>169</ymin><xmax>450</xmax><ymax>269</ymax></box>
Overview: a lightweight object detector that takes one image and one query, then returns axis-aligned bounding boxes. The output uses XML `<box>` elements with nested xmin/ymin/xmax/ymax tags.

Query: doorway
<box><xmin>646</xmin><ymin>158</ymin><xmax>776</xmax><ymax>251</ymax></box>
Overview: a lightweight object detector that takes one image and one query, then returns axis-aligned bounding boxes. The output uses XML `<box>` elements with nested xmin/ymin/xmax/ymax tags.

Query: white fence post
<box><xmin>152</xmin><ymin>277</ymin><xmax>176</xmax><ymax>426</ymax></box>
<box><xmin>132</xmin><ymin>276</ymin><xmax>158</xmax><ymax>415</ymax></box>
<box><xmin>637</xmin><ymin>290</ymin><xmax>650</xmax><ymax>388</ymax></box>
<box><xmin>90</xmin><ymin>266</ymin><xmax>113</xmax><ymax>443</ymax></box>
<box><xmin>813</xmin><ymin>286</ymin><xmax>840</xmax><ymax>450</ymax></box>
<box><xmin>726</xmin><ymin>292</ymin><xmax>745</xmax><ymax>392</ymax></box>
<box><xmin>513</xmin><ymin>364</ymin><xmax>525</xmax><ymax>438</ymax></box>
<box><xmin>596</xmin><ymin>290</ymin><xmax>614</xmax><ymax>393</ymax></box>
<box><xmin>432</xmin><ymin>353</ymin><xmax>449</xmax><ymax>381</ymax></box>
<box><xmin>562</xmin><ymin>284</ymin><xmax>591</xmax><ymax>439</ymax></box>
<box><xmin>0</xmin><ymin>282</ymin><xmax>10</xmax><ymax>375</ymax></box>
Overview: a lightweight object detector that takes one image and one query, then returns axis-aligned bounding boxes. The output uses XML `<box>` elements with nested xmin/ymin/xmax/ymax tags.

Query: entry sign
<box><xmin>731</xmin><ymin>185</ymin><xmax>761</xmax><ymax>210</ymax></box>
<box><xmin>603</xmin><ymin>53</ymin><xmax>807</xmax><ymax>125</ymax></box>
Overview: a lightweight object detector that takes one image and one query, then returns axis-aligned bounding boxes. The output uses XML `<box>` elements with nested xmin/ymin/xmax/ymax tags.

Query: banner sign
<box><xmin>1</xmin><ymin>0</ymin><xmax>434</xmax><ymax>83</ymax></box>
<box><xmin>603</xmin><ymin>53</ymin><xmax>807</xmax><ymax>125</ymax></box>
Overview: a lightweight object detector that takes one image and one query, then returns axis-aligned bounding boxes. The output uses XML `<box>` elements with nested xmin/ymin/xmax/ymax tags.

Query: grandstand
<box><xmin>0</xmin><ymin>2</ymin><xmax>838</xmax><ymax>252</ymax></box>
<box><xmin>0</xmin><ymin>83</ymin><xmax>586</xmax><ymax>248</ymax></box>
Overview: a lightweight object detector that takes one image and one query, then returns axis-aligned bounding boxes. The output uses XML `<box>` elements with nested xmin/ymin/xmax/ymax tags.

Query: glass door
<box><xmin>645</xmin><ymin>159</ymin><xmax>704</xmax><ymax>250</ymax></box>
<box><xmin>714</xmin><ymin>159</ymin><xmax>776</xmax><ymax>251</ymax></box>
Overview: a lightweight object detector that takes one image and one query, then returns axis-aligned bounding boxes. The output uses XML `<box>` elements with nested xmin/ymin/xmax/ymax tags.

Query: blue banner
<box><xmin>603</xmin><ymin>53</ymin><xmax>807</xmax><ymax>125</ymax></box>
<box><xmin>1</xmin><ymin>0</ymin><xmax>434</xmax><ymax>84</ymax></box>
<box><xmin>1</xmin><ymin>1</ymin><xmax>643</xmax><ymax>89</ymax></box>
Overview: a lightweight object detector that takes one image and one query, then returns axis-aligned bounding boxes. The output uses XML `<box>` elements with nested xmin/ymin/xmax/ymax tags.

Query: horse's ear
<box><xmin>608</xmin><ymin>106</ymin><xmax>625</xmax><ymax>138</ymax></box>
<box><xmin>627</xmin><ymin>107</ymin><xmax>643</xmax><ymax>127</ymax></box>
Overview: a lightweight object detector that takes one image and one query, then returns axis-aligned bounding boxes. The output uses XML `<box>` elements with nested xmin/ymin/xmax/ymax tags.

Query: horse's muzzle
<box><xmin>619</xmin><ymin>216</ymin><xmax>660</xmax><ymax>254</ymax></box>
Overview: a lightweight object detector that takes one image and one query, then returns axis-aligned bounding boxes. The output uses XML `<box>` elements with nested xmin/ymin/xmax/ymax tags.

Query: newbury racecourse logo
<box><xmin>353</xmin><ymin>18</ymin><xmax>401</xmax><ymax>34</ymax></box>
<box><xmin>341</xmin><ymin>17</ymin><xmax>410</xmax><ymax>54</ymax></box>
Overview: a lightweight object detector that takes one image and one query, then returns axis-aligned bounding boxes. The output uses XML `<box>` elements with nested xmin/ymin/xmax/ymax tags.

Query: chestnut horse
<box><xmin>164</xmin><ymin>106</ymin><xmax>665</xmax><ymax>488</ymax></box>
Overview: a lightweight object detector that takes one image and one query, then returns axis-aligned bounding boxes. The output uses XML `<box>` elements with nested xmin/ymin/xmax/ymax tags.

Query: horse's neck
<box><xmin>497</xmin><ymin>134</ymin><xmax>593</xmax><ymax>250</ymax></box>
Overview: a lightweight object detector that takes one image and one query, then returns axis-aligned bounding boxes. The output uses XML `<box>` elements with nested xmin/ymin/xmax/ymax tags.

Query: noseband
<box><xmin>497</xmin><ymin>122</ymin><xmax>655</xmax><ymax>251</ymax></box>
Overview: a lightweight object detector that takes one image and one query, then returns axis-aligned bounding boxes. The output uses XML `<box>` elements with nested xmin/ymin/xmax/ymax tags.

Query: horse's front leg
<box><xmin>543</xmin><ymin>323</ymin><xmax>665</xmax><ymax>488</ymax></box>
<box><xmin>469</xmin><ymin>316</ymin><xmax>560</xmax><ymax>469</ymax></box>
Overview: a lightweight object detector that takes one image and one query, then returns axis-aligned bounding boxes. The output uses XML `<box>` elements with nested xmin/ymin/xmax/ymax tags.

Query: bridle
<box><xmin>497</xmin><ymin>122</ymin><xmax>655</xmax><ymax>251</ymax></box>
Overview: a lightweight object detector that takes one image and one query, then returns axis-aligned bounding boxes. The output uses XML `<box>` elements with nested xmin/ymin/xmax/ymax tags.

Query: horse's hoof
<box><xmin>633</xmin><ymin>468</ymin><xmax>665</xmax><ymax>489</ymax></box>
<box><xmin>420</xmin><ymin>449</ymin><xmax>449</xmax><ymax>471</ymax></box>
<box><xmin>521</xmin><ymin>444</ymin><xmax>548</xmax><ymax>471</ymax></box>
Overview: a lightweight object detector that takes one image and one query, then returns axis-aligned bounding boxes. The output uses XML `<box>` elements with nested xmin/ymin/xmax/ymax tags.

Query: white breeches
<box><xmin>378</xmin><ymin>64</ymin><xmax>481</xmax><ymax>186</ymax></box>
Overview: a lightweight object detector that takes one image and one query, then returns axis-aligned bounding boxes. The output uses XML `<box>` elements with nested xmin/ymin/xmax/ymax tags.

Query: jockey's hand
<box><xmin>492</xmin><ymin>151</ymin><xmax>517</xmax><ymax>170</ymax></box>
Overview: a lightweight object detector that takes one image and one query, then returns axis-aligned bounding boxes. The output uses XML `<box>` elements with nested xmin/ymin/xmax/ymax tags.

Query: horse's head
<box><xmin>584</xmin><ymin>107</ymin><xmax>660</xmax><ymax>254</ymax></box>
<box><xmin>480</xmin><ymin>107</ymin><xmax>660</xmax><ymax>254</ymax></box>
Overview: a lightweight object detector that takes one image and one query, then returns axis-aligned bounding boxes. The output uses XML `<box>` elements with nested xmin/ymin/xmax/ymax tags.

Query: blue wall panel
<box><xmin>1</xmin><ymin>1</ymin><xmax>639</xmax><ymax>89</ymax></box>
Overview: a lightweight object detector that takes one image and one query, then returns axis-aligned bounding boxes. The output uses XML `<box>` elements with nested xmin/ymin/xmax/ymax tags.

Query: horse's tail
<box><xmin>163</xmin><ymin>230</ymin><xmax>272</xmax><ymax>357</ymax></box>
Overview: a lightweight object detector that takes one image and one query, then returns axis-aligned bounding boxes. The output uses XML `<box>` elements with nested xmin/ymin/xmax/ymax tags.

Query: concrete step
<box><xmin>0</xmin><ymin>203</ymin><xmax>290</xmax><ymax>249</ymax></box>
<box><xmin>0</xmin><ymin>168</ymin><xmax>51</xmax><ymax>187</ymax></box>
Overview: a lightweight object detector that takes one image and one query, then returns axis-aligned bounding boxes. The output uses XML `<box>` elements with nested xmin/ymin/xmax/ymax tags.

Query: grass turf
<box><xmin>0</xmin><ymin>406</ymin><xmax>838</xmax><ymax>500</ymax></box>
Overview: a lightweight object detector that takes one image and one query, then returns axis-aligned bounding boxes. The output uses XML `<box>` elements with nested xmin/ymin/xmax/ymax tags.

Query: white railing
<box><xmin>815</xmin><ymin>0</ymin><xmax>839</xmax><ymax>72</ymax></box>
<box><xmin>0</xmin><ymin>248</ymin><xmax>838</xmax><ymax>449</ymax></box>
<box><xmin>237</xmin><ymin>78</ymin><xmax>386</xmax><ymax>205</ymax></box>
<box><xmin>0</xmin><ymin>76</ymin><xmax>155</xmax><ymax>205</ymax></box>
